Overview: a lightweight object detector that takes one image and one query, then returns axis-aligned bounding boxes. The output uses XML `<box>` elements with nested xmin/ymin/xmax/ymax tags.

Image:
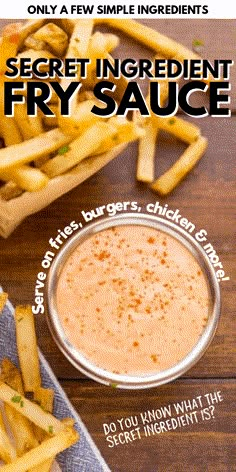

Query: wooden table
<box><xmin>0</xmin><ymin>19</ymin><xmax>235</xmax><ymax>471</ymax></box>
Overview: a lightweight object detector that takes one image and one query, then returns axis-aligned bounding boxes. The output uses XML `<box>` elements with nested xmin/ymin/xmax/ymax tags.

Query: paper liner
<box><xmin>0</xmin><ymin>144</ymin><xmax>126</xmax><ymax>238</ymax></box>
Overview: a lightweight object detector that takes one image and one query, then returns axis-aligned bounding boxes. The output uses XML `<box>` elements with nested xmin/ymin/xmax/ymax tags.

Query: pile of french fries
<box><xmin>0</xmin><ymin>298</ymin><xmax>79</xmax><ymax>471</ymax></box>
<box><xmin>0</xmin><ymin>19</ymin><xmax>208</xmax><ymax>237</ymax></box>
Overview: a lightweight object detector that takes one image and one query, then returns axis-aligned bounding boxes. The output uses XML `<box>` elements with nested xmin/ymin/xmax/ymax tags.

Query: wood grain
<box><xmin>62</xmin><ymin>379</ymin><xmax>236</xmax><ymax>472</ymax></box>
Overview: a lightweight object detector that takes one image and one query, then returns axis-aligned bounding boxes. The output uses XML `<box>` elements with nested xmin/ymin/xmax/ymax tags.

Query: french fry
<box><xmin>32</xmin><ymin>386</ymin><xmax>55</xmax><ymax>454</ymax></box>
<box><xmin>30</xmin><ymin>115</ymin><xmax>44</xmax><ymax>138</ymax></box>
<box><xmin>58</xmin><ymin>99</ymin><xmax>100</xmax><ymax>136</ymax></box>
<box><xmin>34</xmin><ymin>387</ymin><xmax>54</xmax><ymax>414</ymax></box>
<box><xmin>33</xmin><ymin>415</ymin><xmax>76</xmax><ymax>468</ymax></box>
<box><xmin>99</xmin><ymin>19</ymin><xmax>214</xmax><ymax>84</ymax></box>
<box><xmin>0</xmin><ymin>360</ymin><xmax>39</xmax><ymax>456</ymax></box>
<box><xmin>151</xmin><ymin>136</ymin><xmax>208</xmax><ymax>195</ymax></box>
<box><xmin>60</xmin><ymin>18</ymin><xmax>94</xmax><ymax>93</ymax></box>
<box><xmin>99</xmin><ymin>18</ymin><xmax>202</xmax><ymax>60</ymax></box>
<box><xmin>31</xmin><ymin>460</ymin><xmax>55</xmax><ymax>472</ymax></box>
<box><xmin>59</xmin><ymin>19</ymin><xmax>78</xmax><ymax>35</ymax></box>
<box><xmin>0</xmin><ymin>410</ymin><xmax>6</xmax><ymax>429</ymax></box>
<box><xmin>17</xmin><ymin>49</ymin><xmax>55</xmax><ymax>67</ymax></box>
<box><xmin>87</xmin><ymin>32</ymin><xmax>119</xmax><ymax>61</ymax></box>
<box><xmin>14</xmin><ymin>104</ymin><xmax>43</xmax><ymax>140</ymax></box>
<box><xmin>0</xmin><ymin>128</ymin><xmax>72</xmax><ymax>172</ymax></box>
<box><xmin>14</xmin><ymin>305</ymin><xmax>41</xmax><ymax>393</ymax></box>
<box><xmin>4</xmin><ymin>404</ymin><xmax>39</xmax><ymax>456</ymax></box>
<box><xmin>0</xmin><ymin>143</ymin><xmax>127</xmax><ymax>238</ymax></box>
<box><xmin>32</xmin><ymin>387</ymin><xmax>54</xmax><ymax>445</ymax></box>
<box><xmin>0</xmin><ymin>359</ymin><xmax>24</xmax><ymax>394</ymax></box>
<box><xmin>43</xmin><ymin>114</ymin><xmax>58</xmax><ymax>130</ymax></box>
<box><xmin>155</xmin><ymin>116</ymin><xmax>201</xmax><ymax>144</ymax></box>
<box><xmin>0</xmin><ymin>293</ymin><xmax>8</xmax><ymax>312</ymax></box>
<box><xmin>61</xmin><ymin>418</ymin><xmax>75</xmax><ymax>427</ymax></box>
<box><xmin>0</xmin><ymin>23</ymin><xmax>22</xmax><ymax>73</ymax></box>
<box><xmin>60</xmin><ymin>19</ymin><xmax>94</xmax><ymax>118</ymax></box>
<box><xmin>0</xmin><ymin>382</ymin><xmax>64</xmax><ymax>434</ymax></box>
<box><xmin>94</xmin><ymin>118</ymin><xmax>145</xmax><ymax>155</ymax></box>
<box><xmin>0</xmin><ymin>181</ymin><xmax>23</xmax><ymax>201</ymax></box>
<box><xmin>0</xmin><ymin>165</ymin><xmax>49</xmax><ymax>192</ymax></box>
<box><xmin>11</xmin><ymin>78</ymin><xmax>59</xmax><ymax>104</ymax></box>
<box><xmin>29</xmin><ymin>460</ymin><xmax>54</xmax><ymax>472</ymax></box>
<box><xmin>136</xmin><ymin>75</ymin><xmax>171</xmax><ymax>182</ymax></box>
<box><xmin>18</xmin><ymin>20</ymin><xmax>46</xmax><ymax>49</ymax></box>
<box><xmin>137</xmin><ymin>120</ymin><xmax>158</xmax><ymax>182</ymax></box>
<box><xmin>0</xmin><ymin>427</ymin><xmax>79</xmax><ymax>472</ymax></box>
<box><xmin>88</xmin><ymin>32</ymin><xmax>109</xmax><ymax>60</ymax></box>
<box><xmin>12</xmin><ymin>309</ymin><xmax>56</xmax><ymax>470</ymax></box>
<box><xmin>33</xmin><ymin>23</ymin><xmax>68</xmax><ymax>56</ymax></box>
<box><xmin>24</xmin><ymin>34</ymin><xmax>46</xmax><ymax>51</ymax></box>
<box><xmin>84</xmin><ymin>53</ymin><xmax>128</xmax><ymax>101</ymax></box>
<box><xmin>0</xmin><ymin>410</ymin><xmax>16</xmax><ymax>464</ymax></box>
<box><xmin>29</xmin><ymin>458</ymin><xmax>55</xmax><ymax>472</ymax></box>
<box><xmin>103</xmin><ymin>34</ymin><xmax>120</xmax><ymax>53</ymax></box>
<box><xmin>65</xmin><ymin>19</ymin><xmax>94</xmax><ymax>58</ymax></box>
<box><xmin>0</xmin><ymin>114</ymin><xmax>22</xmax><ymax>146</ymax></box>
<box><xmin>42</xmin><ymin>120</ymin><xmax>120</xmax><ymax>177</ymax></box>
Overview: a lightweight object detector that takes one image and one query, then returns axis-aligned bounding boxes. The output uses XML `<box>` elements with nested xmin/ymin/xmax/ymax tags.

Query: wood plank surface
<box><xmin>62</xmin><ymin>379</ymin><xmax>236</xmax><ymax>472</ymax></box>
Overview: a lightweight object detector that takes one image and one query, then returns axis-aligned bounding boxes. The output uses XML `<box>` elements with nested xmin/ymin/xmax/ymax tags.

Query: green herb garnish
<box><xmin>192</xmin><ymin>39</ymin><xmax>204</xmax><ymax>47</ymax></box>
<box><xmin>110</xmin><ymin>383</ymin><xmax>118</xmax><ymax>389</ymax></box>
<box><xmin>48</xmin><ymin>425</ymin><xmax>54</xmax><ymax>434</ymax></box>
<box><xmin>169</xmin><ymin>118</ymin><xmax>176</xmax><ymax>125</ymax></box>
<box><xmin>192</xmin><ymin>39</ymin><xmax>205</xmax><ymax>52</ymax></box>
<box><xmin>11</xmin><ymin>395</ymin><xmax>22</xmax><ymax>404</ymax></box>
<box><xmin>58</xmin><ymin>145</ymin><xmax>70</xmax><ymax>155</ymax></box>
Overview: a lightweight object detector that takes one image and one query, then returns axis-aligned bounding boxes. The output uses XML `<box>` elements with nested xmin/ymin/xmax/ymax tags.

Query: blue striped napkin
<box><xmin>0</xmin><ymin>293</ymin><xmax>111</xmax><ymax>472</ymax></box>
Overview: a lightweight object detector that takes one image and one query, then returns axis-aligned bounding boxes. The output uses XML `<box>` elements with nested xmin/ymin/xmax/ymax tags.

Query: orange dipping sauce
<box><xmin>56</xmin><ymin>225</ymin><xmax>210</xmax><ymax>375</ymax></box>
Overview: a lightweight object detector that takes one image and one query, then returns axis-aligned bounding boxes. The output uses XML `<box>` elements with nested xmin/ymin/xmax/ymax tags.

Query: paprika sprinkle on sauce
<box><xmin>56</xmin><ymin>225</ymin><xmax>210</xmax><ymax>375</ymax></box>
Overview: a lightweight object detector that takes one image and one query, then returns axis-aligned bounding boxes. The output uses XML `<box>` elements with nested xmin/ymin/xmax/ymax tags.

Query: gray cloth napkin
<box><xmin>0</xmin><ymin>295</ymin><xmax>111</xmax><ymax>472</ymax></box>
